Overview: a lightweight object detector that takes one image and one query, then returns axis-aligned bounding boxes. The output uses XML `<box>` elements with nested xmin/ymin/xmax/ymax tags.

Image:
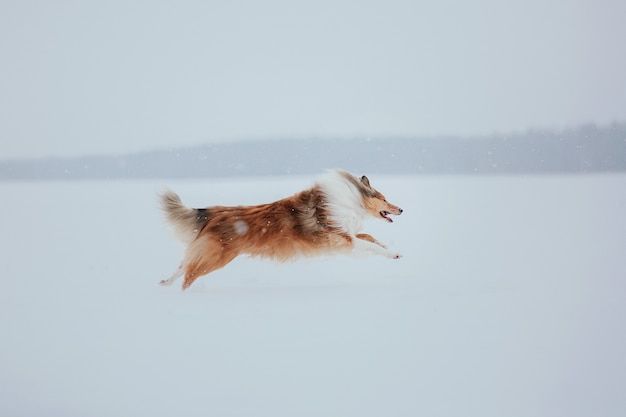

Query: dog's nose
<box><xmin>399</xmin><ymin>208</ymin><xmax>403</xmax><ymax>214</ymax></box>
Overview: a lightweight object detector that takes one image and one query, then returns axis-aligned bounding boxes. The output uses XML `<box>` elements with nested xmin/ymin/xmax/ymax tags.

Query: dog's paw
<box><xmin>159</xmin><ymin>279</ymin><xmax>173</xmax><ymax>286</ymax></box>
<box><xmin>388</xmin><ymin>252</ymin><xmax>403</xmax><ymax>259</ymax></box>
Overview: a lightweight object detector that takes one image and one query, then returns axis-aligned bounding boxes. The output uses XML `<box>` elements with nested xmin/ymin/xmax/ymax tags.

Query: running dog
<box><xmin>160</xmin><ymin>169</ymin><xmax>403</xmax><ymax>290</ymax></box>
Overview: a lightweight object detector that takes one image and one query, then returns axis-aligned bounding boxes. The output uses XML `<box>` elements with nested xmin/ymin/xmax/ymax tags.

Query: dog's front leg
<box><xmin>354</xmin><ymin>235</ymin><xmax>402</xmax><ymax>259</ymax></box>
<box><xmin>356</xmin><ymin>233</ymin><xmax>388</xmax><ymax>249</ymax></box>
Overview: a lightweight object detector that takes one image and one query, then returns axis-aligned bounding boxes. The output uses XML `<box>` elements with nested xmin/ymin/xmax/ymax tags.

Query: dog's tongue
<box><xmin>381</xmin><ymin>211</ymin><xmax>393</xmax><ymax>222</ymax></box>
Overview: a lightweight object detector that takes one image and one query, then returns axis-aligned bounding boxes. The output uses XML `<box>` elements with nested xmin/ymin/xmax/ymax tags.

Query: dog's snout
<box><xmin>399</xmin><ymin>208</ymin><xmax>403</xmax><ymax>214</ymax></box>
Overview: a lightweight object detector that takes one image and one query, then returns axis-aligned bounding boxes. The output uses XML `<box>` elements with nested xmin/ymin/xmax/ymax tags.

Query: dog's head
<box><xmin>356</xmin><ymin>174</ymin><xmax>403</xmax><ymax>223</ymax></box>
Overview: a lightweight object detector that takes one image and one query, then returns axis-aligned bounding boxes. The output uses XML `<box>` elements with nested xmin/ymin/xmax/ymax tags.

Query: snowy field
<box><xmin>1</xmin><ymin>173</ymin><xmax>625</xmax><ymax>417</ymax></box>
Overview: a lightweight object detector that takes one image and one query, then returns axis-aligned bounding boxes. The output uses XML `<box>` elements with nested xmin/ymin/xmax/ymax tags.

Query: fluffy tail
<box><xmin>160</xmin><ymin>190</ymin><xmax>208</xmax><ymax>243</ymax></box>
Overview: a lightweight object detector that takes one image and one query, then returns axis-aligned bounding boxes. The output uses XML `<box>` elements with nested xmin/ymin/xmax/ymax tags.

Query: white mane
<box><xmin>316</xmin><ymin>169</ymin><xmax>368</xmax><ymax>235</ymax></box>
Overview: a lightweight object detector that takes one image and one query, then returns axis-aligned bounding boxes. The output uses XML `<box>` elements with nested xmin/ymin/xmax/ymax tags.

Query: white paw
<box><xmin>159</xmin><ymin>279</ymin><xmax>173</xmax><ymax>286</ymax></box>
<box><xmin>388</xmin><ymin>252</ymin><xmax>403</xmax><ymax>259</ymax></box>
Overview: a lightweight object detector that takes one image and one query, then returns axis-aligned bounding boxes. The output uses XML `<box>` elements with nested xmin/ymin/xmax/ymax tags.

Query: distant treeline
<box><xmin>1</xmin><ymin>123</ymin><xmax>625</xmax><ymax>181</ymax></box>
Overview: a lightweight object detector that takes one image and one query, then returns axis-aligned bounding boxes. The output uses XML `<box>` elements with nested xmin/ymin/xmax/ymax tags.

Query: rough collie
<box><xmin>159</xmin><ymin>169</ymin><xmax>403</xmax><ymax>290</ymax></box>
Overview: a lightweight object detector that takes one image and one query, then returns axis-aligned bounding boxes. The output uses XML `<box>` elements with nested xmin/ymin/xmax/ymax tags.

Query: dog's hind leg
<box><xmin>181</xmin><ymin>251</ymin><xmax>237</xmax><ymax>291</ymax></box>
<box><xmin>160</xmin><ymin>264</ymin><xmax>184</xmax><ymax>286</ymax></box>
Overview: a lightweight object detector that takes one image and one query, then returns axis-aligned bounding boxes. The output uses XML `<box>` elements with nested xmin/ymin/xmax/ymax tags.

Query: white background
<box><xmin>1</xmin><ymin>174</ymin><xmax>625</xmax><ymax>416</ymax></box>
<box><xmin>2</xmin><ymin>0</ymin><xmax>625</xmax><ymax>158</ymax></box>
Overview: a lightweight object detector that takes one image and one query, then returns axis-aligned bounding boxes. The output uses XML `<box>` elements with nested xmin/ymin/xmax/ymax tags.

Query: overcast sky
<box><xmin>1</xmin><ymin>0</ymin><xmax>625</xmax><ymax>158</ymax></box>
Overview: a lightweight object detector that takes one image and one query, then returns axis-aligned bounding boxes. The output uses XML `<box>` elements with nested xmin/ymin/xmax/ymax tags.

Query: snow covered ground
<box><xmin>1</xmin><ymin>174</ymin><xmax>625</xmax><ymax>417</ymax></box>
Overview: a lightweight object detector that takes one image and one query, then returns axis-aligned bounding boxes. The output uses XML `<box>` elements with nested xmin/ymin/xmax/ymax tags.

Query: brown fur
<box><xmin>160</xmin><ymin>170</ymin><xmax>402</xmax><ymax>290</ymax></box>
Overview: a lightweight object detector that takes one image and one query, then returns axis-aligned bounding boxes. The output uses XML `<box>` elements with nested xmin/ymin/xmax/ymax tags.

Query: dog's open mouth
<box><xmin>380</xmin><ymin>211</ymin><xmax>394</xmax><ymax>222</ymax></box>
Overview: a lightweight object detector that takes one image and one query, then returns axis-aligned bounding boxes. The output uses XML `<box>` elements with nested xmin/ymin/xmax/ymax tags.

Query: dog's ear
<box><xmin>361</xmin><ymin>175</ymin><xmax>371</xmax><ymax>188</ymax></box>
